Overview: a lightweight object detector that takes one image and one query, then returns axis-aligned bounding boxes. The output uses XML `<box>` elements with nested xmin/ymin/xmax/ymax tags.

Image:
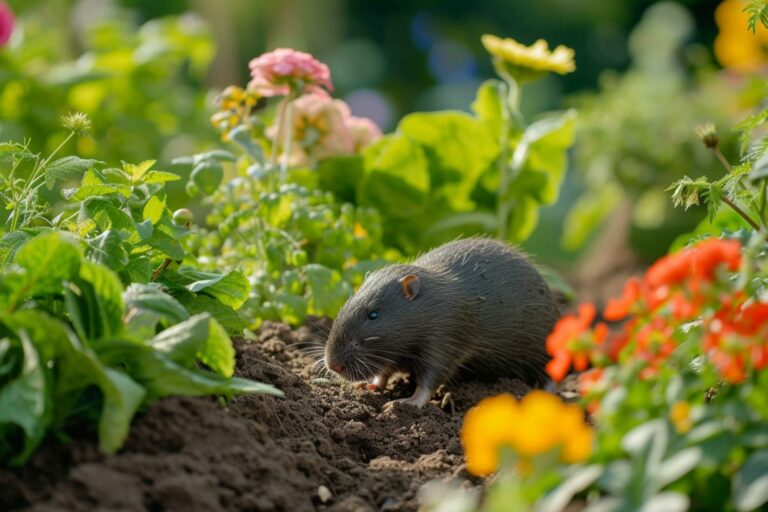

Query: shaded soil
<box><xmin>0</xmin><ymin>320</ymin><xmax>547</xmax><ymax>512</ymax></box>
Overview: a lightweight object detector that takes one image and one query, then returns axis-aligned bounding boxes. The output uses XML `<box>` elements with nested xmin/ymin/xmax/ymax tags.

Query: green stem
<box><xmin>721</xmin><ymin>195</ymin><xmax>762</xmax><ymax>233</ymax></box>
<box><xmin>269</xmin><ymin>98</ymin><xmax>288</xmax><ymax>170</ymax></box>
<box><xmin>759</xmin><ymin>179</ymin><xmax>767</xmax><ymax>226</ymax></box>
<box><xmin>497</xmin><ymin>80</ymin><xmax>524</xmax><ymax>241</ymax></box>
<box><xmin>280</xmin><ymin>99</ymin><xmax>295</xmax><ymax>183</ymax></box>
<box><xmin>712</xmin><ymin>146</ymin><xmax>732</xmax><ymax>173</ymax></box>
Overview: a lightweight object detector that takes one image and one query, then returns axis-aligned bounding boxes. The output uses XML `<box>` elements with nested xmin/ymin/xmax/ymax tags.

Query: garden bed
<box><xmin>0</xmin><ymin>320</ymin><xmax>551</xmax><ymax>512</ymax></box>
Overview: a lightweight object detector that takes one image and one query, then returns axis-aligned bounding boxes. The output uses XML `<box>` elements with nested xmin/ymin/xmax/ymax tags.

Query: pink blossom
<box><xmin>283</xmin><ymin>92</ymin><xmax>352</xmax><ymax>164</ymax></box>
<box><xmin>0</xmin><ymin>2</ymin><xmax>14</xmax><ymax>47</ymax></box>
<box><xmin>346</xmin><ymin>116</ymin><xmax>382</xmax><ymax>152</ymax></box>
<box><xmin>249</xmin><ymin>48</ymin><xmax>333</xmax><ymax>97</ymax></box>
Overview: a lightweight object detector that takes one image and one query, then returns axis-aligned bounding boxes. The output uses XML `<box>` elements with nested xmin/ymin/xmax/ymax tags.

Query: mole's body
<box><xmin>325</xmin><ymin>238</ymin><xmax>560</xmax><ymax>407</ymax></box>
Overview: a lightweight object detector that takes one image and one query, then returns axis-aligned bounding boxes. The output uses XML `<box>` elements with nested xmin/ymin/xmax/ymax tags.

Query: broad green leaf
<box><xmin>148</xmin><ymin>313</ymin><xmax>235</xmax><ymax>377</ymax></box>
<box><xmin>471</xmin><ymin>79</ymin><xmax>505</xmax><ymax>136</ymax></box>
<box><xmin>0</xmin><ymin>331</ymin><xmax>48</xmax><ymax>464</ymax></box>
<box><xmin>45</xmin><ymin>156</ymin><xmax>103</xmax><ymax>189</ymax></box>
<box><xmin>141</xmin><ymin>171</ymin><xmax>181</xmax><ymax>185</ymax></box>
<box><xmin>228</xmin><ymin>125</ymin><xmax>265</xmax><ymax>160</ymax></box>
<box><xmin>171</xmin><ymin>291</ymin><xmax>248</xmax><ymax>336</ymax></box>
<box><xmin>733</xmin><ymin>450</ymin><xmax>768</xmax><ymax>512</ymax></box>
<box><xmin>506</xmin><ymin>195</ymin><xmax>539</xmax><ymax>243</ymax></box>
<box><xmin>65</xmin><ymin>261</ymin><xmax>125</xmax><ymax>342</ymax></box>
<box><xmin>657</xmin><ymin>447</ymin><xmax>702</xmax><ymax>487</ymax></box>
<box><xmin>85</xmin><ymin>198</ymin><xmax>136</xmax><ymax>233</ymax></box>
<box><xmin>0</xmin><ymin>231</ymin><xmax>32</xmax><ymax>267</ymax></box>
<box><xmin>399</xmin><ymin>111</ymin><xmax>499</xmax><ymax>210</ymax></box>
<box><xmin>422</xmin><ymin>211</ymin><xmax>498</xmax><ymax>245</ymax></box>
<box><xmin>123</xmin><ymin>283</ymin><xmax>189</xmax><ymax>324</ymax></box>
<box><xmin>88</xmin><ymin>230</ymin><xmax>129</xmax><ymax>271</ymax></box>
<box><xmin>196</xmin><ymin>149</ymin><xmax>237</xmax><ymax>163</ymax></box>
<box><xmin>640</xmin><ymin>493</ymin><xmax>690</xmax><ymax>512</ymax></box>
<box><xmin>191</xmin><ymin>160</ymin><xmax>224</xmax><ymax>195</ymax></box>
<box><xmin>170</xmin><ymin>268</ymin><xmax>249</xmax><ymax>309</ymax></box>
<box><xmin>539</xmin><ymin>465</ymin><xmax>604</xmax><ymax>512</ymax></box>
<box><xmin>121</xmin><ymin>255</ymin><xmax>153</xmax><ymax>284</ymax></box>
<box><xmin>97</xmin><ymin>342</ymin><xmax>282</xmax><ymax>400</ymax></box>
<box><xmin>97</xmin><ymin>368</ymin><xmax>145</xmax><ymax>453</ymax></box>
<box><xmin>142</xmin><ymin>195</ymin><xmax>165</xmax><ymax>225</ymax></box>
<box><xmin>62</xmin><ymin>169</ymin><xmax>132</xmax><ymax>200</ymax></box>
<box><xmin>2</xmin><ymin>310</ymin><xmax>73</xmax><ymax>362</ymax></box>
<box><xmin>145</xmin><ymin>229</ymin><xmax>185</xmax><ymax>260</ymax></box>
<box><xmin>124</xmin><ymin>160</ymin><xmax>156</xmax><ymax>183</ymax></box>
<box><xmin>318</xmin><ymin>155</ymin><xmax>364</xmax><ymax>203</ymax></box>
<box><xmin>359</xmin><ymin>134</ymin><xmax>430</xmax><ymax>218</ymax></box>
<box><xmin>14</xmin><ymin>232</ymin><xmax>82</xmax><ymax>298</ymax></box>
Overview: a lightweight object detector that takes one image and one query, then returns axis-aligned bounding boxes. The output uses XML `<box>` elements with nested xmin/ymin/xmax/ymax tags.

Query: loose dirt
<box><xmin>0</xmin><ymin>320</ymin><xmax>541</xmax><ymax>512</ymax></box>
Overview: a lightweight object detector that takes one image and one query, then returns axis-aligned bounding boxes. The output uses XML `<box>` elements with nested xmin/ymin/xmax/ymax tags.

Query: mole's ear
<box><xmin>399</xmin><ymin>274</ymin><xmax>420</xmax><ymax>300</ymax></box>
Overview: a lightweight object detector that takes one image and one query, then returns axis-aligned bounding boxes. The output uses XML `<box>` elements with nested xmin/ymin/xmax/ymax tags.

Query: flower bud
<box><xmin>695</xmin><ymin>122</ymin><xmax>719</xmax><ymax>149</ymax></box>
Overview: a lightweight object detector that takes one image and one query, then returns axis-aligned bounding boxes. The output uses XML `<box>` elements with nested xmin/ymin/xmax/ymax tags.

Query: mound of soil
<box><xmin>0</xmin><ymin>320</ymin><xmax>555</xmax><ymax>512</ymax></box>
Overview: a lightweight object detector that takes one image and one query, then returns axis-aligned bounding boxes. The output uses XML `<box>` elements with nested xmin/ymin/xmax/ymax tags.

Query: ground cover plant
<box><xmin>0</xmin><ymin>0</ymin><xmax>767</xmax><ymax>511</ymax></box>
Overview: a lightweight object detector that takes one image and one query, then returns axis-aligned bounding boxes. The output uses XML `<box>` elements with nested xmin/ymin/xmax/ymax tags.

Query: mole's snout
<box><xmin>330</xmin><ymin>362</ymin><xmax>345</xmax><ymax>374</ymax></box>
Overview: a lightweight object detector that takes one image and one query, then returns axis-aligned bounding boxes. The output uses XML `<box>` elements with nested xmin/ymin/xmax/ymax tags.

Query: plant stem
<box><xmin>269</xmin><ymin>98</ymin><xmax>288</xmax><ymax>170</ymax></box>
<box><xmin>721</xmin><ymin>195</ymin><xmax>762</xmax><ymax>233</ymax></box>
<box><xmin>280</xmin><ymin>99</ymin><xmax>295</xmax><ymax>183</ymax></box>
<box><xmin>712</xmin><ymin>146</ymin><xmax>732</xmax><ymax>172</ymax></box>
<box><xmin>151</xmin><ymin>258</ymin><xmax>173</xmax><ymax>281</ymax></box>
<box><xmin>497</xmin><ymin>80</ymin><xmax>524</xmax><ymax>241</ymax></box>
<box><xmin>759</xmin><ymin>179</ymin><xmax>767</xmax><ymax>226</ymax></box>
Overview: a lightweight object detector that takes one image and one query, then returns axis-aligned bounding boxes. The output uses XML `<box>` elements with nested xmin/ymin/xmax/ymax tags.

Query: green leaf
<box><xmin>148</xmin><ymin>313</ymin><xmax>235</xmax><ymax>377</ymax></box>
<box><xmin>539</xmin><ymin>465</ymin><xmax>604</xmax><ymax>512</ymax></box>
<box><xmin>45</xmin><ymin>156</ymin><xmax>103</xmax><ymax>190</ymax></box>
<box><xmin>0</xmin><ymin>231</ymin><xmax>33</xmax><ymax>267</ymax></box>
<box><xmin>124</xmin><ymin>283</ymin><xmax>189</xmax><ymax>324</ymax></box>
<box><xmin>64</xmin><ymin>260</ymin><xmax>125</xmax><ymax>342</ymax></box>
<box><xmin>422</xmin><ymin>211</ymin><xmax>498</xmax><ymax>245</ymax></box>
<box><xmin>96</xmin><ymin>368</ymin><xmax>145</xmax><ymax>453</ymax></box>
<box><xmin>85</xmin><ymin>198</ymin><xmax>136</xmax><ymax>234</ymax></box>
<box><xmin>124</xmin><ymin>160</ymin><xmax>156</xmax><ymax>183</ymax></box>
<box><xmin>733</xmin><ymin>450</ymin><xmax>768</xmax><ymax>512</ymax></box>
<box><xmin>400</xmin><ymin>111</ymin><xmax>499</xmax><ymax>210</ymax></box>
<box><xmin>562</xmin><ymin>184</ymin><xmax>623</xmax><ymax>250</ymax></box>
<box><xmin>191</xmin><ymin>161</ymin><xmax>224</xmax><ymax>195</ymax></box>
<box><xmin>657</xmin><ymin>447</ymin><xmax>702</xmax><ymax>487</ymax></box>
<box><xmin>121</xmin><ymin>255</ymin><xmax>153</xmax><ymax>284</ymax></box>
<box><xmin>62</xmin><ymin>169</ymin><xmax>132</xmax><ymax>201</ymax></box>
<box><xmin>471</xmin><ymin>79</ymin><xmax>505</xmax><ymax>136</ymax></box>
<box><xmin>145</xmin><ymin>229</ymin><xmax>185</xmax><ymax>261</ymax></box>
<box><xmin>141</xmin><ymin>171</ymin><xmax>181</xmax><ymax>185</ymax></box>
<box><xmin>14</xmin><ymin>232</ymin><xmax>82</xmax><ymax>298</ymax></box>
<box><xmin>171</xmin><ymin>291</ymin><xmax>248</xmax><ymax>336</ymax></box>
<box><xmin>88</xmin><ymin>230</ymin><xmax>129</xmax><ymax>271</ymax></box>
<box><xmin>170</xmin><ymin>268</ymin><xmax>249</xmax><ymax>309</ymax></box>
<box><xmin>97</xmin><ymin>342</ymin><xmax>282</xmax><ymax>400</ymax></box>
<box><xmin>0</xmin><ymin>331</ymin><xmax>48</xmax><ymax>464</ymax></box>
<box><xmin>359</xmin><ymin>134</ymin><xmax>430</xmax><ymax>218</ymax></box>
<box><xmin>641</xmin><ymin>492</ymin><xmax>689</xmax><ymax>512</ymax></box>
<box><xmin>318</xmin><ymin>155</ymin><xmax>364</xmax><ymax>203</ymax></box>
<box><xmin>228</xmin><ymin>125</ymin><xmax>264</xmax><ymax>161</ymax></box>
<box><xmin>142</xmin><ymin>195</ymin><xmax>165</xmax><ymax>225</ymax></box>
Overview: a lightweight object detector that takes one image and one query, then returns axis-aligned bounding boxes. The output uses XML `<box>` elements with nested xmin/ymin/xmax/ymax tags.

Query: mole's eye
<box><xmin>367</xmin><ymin>310</ymin><xmax>380</xmax><ymax>320</ymax></box>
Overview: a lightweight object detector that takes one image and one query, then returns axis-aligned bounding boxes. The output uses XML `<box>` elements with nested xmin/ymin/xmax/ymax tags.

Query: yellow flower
<box><xmin>460</xmin><ymin>390</ymin><xmax>593</xmax><ymax>477</ymax></box>
<box><xmin>714</xmin><ymin>0</ymin><xmax>768</xmax><ymax>72</ymax></box>
<box><xmin>669</xmin><ymin>401</ymin><xmax>692</xmax><ymax>434</ymax></box>
<box><xmin>481</xmin><ymin>34</ymin><xmax>575</xmax><ymax>83</ymax></box>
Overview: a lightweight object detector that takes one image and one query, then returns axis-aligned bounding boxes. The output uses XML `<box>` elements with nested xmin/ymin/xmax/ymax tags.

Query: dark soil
<box><xmin>0</xmin><ymin>320</ymin><xmax>542</xmax><ymax>512</ymax></box>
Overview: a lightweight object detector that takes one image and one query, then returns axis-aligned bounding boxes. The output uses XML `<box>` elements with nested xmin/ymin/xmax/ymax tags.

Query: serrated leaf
<box><xmin>87</xmin><ymin>230</ymin><xmax>129</xmax><ymax>271</ymax></box>
<box><xmin>63</xmin><ymin>169</ymin><xmax>132</xmax><ymax>200</ymax></box>
<box><xmin>124</xmin><ymin>160</ymin><xmax>156</xmax><ymax>183</ymax></box>
<box><xmin>145</xmin><ymin>229</ymin><xmax>185</xmax><ymax>261</ymax></box>
<box><xmin>142</xmin><ymin>195</ymin><xmax>165</xmax><ymax>225</ymax></box>
<box><xmin>45</xmin><ymin>156</ymin><xmax>103</xmax><ymax>189</ymax></box>
<box><xmin>141</xmin><ymin>171</ymin><xmax>181</xmax><ymax>185</ymax></box>
<box><xmin>0</xmin><ymin>231</ymin><xmax>33</xmax><ymax>267</ymax></box>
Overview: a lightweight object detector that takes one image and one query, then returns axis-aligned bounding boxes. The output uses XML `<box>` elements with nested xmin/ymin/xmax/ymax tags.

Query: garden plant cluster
<box><xmin>0</xmin><ymin>0</ymin><xmax>767</xmax><ymax>511</ymax></box>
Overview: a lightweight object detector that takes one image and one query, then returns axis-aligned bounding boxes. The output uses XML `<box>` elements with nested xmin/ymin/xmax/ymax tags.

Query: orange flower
<box><xmin>545</xmin><ymin>303</ymin><xmax>597</xmax><ymax>381</ymax></box>
<box><xmin>604</xmin><ymin>277</ymin><xmax>641</xmax><ymax>321</ymax></box>
<box><xmin>669</xmin><ymin>401</ymin><xmax>693</xmax><ymax>434</ymax></box>
<box><xmin>646</xmin><ymin>238</ymin><xmax>741</xmax><ymax>288</ymax></box>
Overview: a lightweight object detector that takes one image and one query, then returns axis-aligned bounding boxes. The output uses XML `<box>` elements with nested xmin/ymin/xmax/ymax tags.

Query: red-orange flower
<box><xmin>604</xmin><ymin>277</ymin><xmax>641</xmax><ymax>321</ymax></box>
<box><xmin>646</xmin><ymin>238</ymin><xmax>741</xmax><ymax>288</ymax></box>
<box><xmin>545</xmin><ymin>303</ymin><xmax>597</xmax><ymax>381</ymax></box>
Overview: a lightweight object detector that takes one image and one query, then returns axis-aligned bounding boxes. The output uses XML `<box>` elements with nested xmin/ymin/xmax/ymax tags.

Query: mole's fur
<box><xmin>325</xmin><ymin>238</ymin><xmax>561</xmax><ymax>407</ymax></box>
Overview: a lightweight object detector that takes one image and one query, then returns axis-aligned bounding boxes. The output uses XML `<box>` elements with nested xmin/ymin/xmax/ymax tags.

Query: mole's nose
<box><xmin>331</xmin><ymin>363</ymin><xmax>344</xmax><ymax>374</ymax></box>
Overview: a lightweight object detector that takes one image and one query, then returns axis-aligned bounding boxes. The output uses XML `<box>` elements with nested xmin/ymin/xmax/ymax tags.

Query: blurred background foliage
<box><xmin>0</xmin><ymin>0</ymin><xmax>763</xmax><ymax>268</ymax></box>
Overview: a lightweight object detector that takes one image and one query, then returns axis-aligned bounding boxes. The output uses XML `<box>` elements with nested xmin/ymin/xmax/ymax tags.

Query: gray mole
<box><xmin>325</xmin><ymin>237</ymin><xmax>561</xmax><ymax>407</ymax></box>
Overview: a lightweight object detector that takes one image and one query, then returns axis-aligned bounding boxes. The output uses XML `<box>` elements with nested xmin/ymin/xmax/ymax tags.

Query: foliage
<box><xmin>563</xmin><ymin>2</ymin><xmax>743</xmax><ymax>259</ymax></box>
<box><xmin>0</xmin><ymin>230</ymin><xmax>280</xmax><ymax>465</ymax></box>
<box><xmin>0</xmin><ymin>9</ymin><xmax>215</xmax><ymax>162</ymax></box>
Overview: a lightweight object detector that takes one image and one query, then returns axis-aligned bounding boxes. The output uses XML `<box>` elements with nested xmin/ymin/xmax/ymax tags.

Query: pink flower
<box><xmin>0</xmin><ymin>2</ymin><xmax>14</xmax><ymax>47</ymax></box>
<box><xmin>346</xmin><ymin>116</ymin><xmax>382</xmax><ymax>152</ymax></box>
<box><xmin>249</xmin><ymin>48</ymin><xmax>333</xmax><ymax>97</ymax></box>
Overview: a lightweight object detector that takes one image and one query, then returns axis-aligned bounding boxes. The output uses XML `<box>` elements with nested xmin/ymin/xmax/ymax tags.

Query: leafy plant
<box><xmin>562</xmin><ymin>2</ymin><xmax>743</xmax><ymax>259</ymax></box>
<box><xmin>0</xmin><ymin>231</ymin><xmax>280</xmax><ymax>465</ymax></box>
